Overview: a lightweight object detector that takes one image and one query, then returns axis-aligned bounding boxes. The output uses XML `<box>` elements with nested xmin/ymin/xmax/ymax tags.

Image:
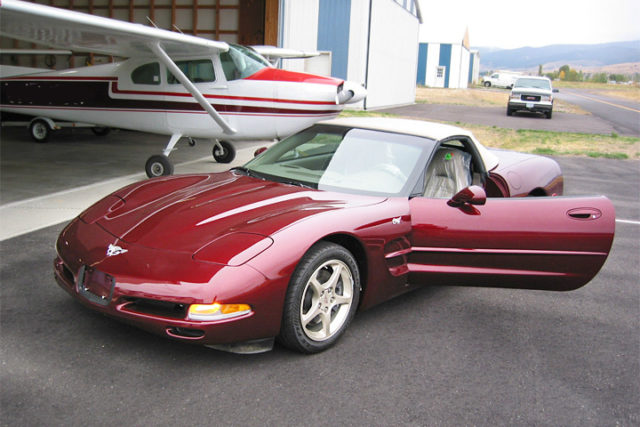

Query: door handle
<box><xmin>567</xmin><ymin>207</ymin><xmax>602</xmax><ymax>220</ymax></box>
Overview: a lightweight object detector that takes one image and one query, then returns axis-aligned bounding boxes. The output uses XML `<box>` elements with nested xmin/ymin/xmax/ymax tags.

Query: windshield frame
<box><xmin>242</xmin><ymin>125</ymin><xmax>435</xmax><ymax>198</ymax></box>
<box><xmin>219</xmin><ymin>43</ymin><xmax>270</xmax><ymax>81</ymax></box>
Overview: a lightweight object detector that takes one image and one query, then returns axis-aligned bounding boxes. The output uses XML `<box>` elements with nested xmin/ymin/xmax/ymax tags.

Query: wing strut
<box><xmin>148</xmin><ymin>41</ymin><xmax>236</xmax><ymax>135</ymax></box>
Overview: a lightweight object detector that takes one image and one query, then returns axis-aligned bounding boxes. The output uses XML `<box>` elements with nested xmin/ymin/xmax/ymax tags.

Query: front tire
<box><xmin>546</xmin><ymin>110</ymin><xmax>553</xmax><ymax>119</ymax></box>
<box><xmin>145</xmin><ymin>154</ymin><xmax>174</xmax><ymax>178</ymax></box>
<box><xmin>279</xmin><ymin>242</ymin><xmax>360</xmax><ymax>354</ymax></box>
<box><xmin>213</xmin><ymin>141</ymin><xmax>236</xmax><ymax>163</ymax></box>
<box><xmin>483</xmin><ymin>81</ymin><xmax>491</xmax><ymax>87</ymax></box>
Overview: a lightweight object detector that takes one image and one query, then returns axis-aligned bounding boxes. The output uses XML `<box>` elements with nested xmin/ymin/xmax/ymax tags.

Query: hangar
<box><xmin>416</xmin><ymin>25</ymin><xmax>480</xmax><ymax>88</ymax></box>
<box><xmin>0</xmin><ymin>0</ymin><xmax>422</xmax><ymax>239</ymax></box>
<box><xmin>1</xmin><ymin>0</ymin><xmax>422</xmax><ymax>110</ymax></box>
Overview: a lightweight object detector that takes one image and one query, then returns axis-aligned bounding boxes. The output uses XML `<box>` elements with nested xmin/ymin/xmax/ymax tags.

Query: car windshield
<box><xmin>514</xmin><ymin>78</ymin><xmax>551</xmax><ymax>90</ymax></box>
<box><xmin>242</xmin><ymin>125</ymin><xmax>434</xmax><ymax>197</ymax></box>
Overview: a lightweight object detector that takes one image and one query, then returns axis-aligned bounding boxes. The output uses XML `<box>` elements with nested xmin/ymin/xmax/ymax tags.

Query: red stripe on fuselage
<box><xmin>110</xmin><ymin>82</ymin><xmax>336</xmax><ymax>106</ymax></box>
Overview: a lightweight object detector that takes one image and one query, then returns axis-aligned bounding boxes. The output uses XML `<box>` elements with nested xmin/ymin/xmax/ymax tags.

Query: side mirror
<box><xmin>553</xmin><ymin>88</ymin><xmax>559</xmax><ymax>93</ymax></box>
<box><xmin>254</xmin><ymin>147</ymin><xmax>268</xmax><ymax>157</ymax></box>
<box><xmin>447</xmin><ymin>185</ymin><xmax>486</xmax><ymax>207</ymax></box>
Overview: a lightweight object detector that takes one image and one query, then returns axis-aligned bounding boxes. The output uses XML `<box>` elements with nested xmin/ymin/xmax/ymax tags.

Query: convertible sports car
<box><xmin>54</xmin><ymin>118</ymin><xmax>615</xmax><ymax>354</ymax></box>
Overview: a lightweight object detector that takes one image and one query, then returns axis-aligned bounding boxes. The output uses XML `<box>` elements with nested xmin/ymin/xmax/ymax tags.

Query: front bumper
<box><xmin>53</xmin><ymin>219</ymin><xmax>285</xmax><ymax>349</ymax></box>
<box><xmin>508</xmin><ymin>100</ymin><xmax>553</xmax><ymax>113</ymax></box>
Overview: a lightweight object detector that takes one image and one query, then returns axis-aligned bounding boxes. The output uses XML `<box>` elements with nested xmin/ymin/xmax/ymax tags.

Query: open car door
<box><xmin>408</xmin><ymin>187</ymin><xmax>615</xmax><ymax>291</ymax></box>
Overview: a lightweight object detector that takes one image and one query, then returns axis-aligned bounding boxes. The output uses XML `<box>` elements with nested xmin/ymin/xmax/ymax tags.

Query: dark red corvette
<box><xmin>54</xmin><ymin>118</ymin><xmax>615</xmax><ymax>353</ymax></box>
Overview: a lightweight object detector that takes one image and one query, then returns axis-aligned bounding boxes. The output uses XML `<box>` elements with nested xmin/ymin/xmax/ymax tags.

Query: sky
<box><xmin>417</xmin><ymin>0</ymin><xmax>640</xmax><ymax>49</ymax></box>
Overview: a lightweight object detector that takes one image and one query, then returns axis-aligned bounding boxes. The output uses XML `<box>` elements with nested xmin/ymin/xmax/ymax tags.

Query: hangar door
<box><xmin>0</xmin><ymin>0</ymin><xmax>279</xmax><ymax>70</ymax></box>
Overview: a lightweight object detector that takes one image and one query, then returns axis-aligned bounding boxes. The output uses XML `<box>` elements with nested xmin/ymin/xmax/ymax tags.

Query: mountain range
<box><xmin>476</xmin><ymin>40</ymin><xmax>640</xmax><ymax>72</ymax></box>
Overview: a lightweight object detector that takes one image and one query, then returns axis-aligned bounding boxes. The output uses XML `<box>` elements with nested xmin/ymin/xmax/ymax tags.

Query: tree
<box><xmin>538</xmin><ymin>64</ymin><xmax>543</xmax><ymax>76</ymax></box>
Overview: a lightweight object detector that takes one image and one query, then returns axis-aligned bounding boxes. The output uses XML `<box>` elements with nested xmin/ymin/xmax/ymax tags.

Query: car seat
<box><xmin>423</xmin><ymin>147</ymin><xmax>472</xmax><ymax>198</ymax></box>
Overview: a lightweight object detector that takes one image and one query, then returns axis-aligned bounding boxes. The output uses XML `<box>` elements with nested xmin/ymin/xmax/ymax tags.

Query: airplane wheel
<box><xmin>213</xmin><ymin>141</ymin><xmax>236</xmax><ymax>163</ymax></box>
<box><xmin>29</xmin><ymin>119</ymin><xmax>50</xmax><ymax>143</ymax></box>
<box><xmin>91</xmin><ymin>127</ymin><xmax>110</xmax><ymax>136</ymax></box>
<box><xmin>145</xmin><ymin>155</ymin><xmax>174</xmax><ymax>178</ymax></box>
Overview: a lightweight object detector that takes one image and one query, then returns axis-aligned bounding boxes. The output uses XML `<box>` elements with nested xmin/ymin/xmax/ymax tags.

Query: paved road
<box><xmin>382</xmin><ymin>88</ymin><xmax>640</xmax><ymax>137</ymax></box>
<box><xmin>1</xmin><ymin>155</ymin><xmax>638</xmax><ymax>425</ymax></box>
<box><xmin>555</xmin><ymin>89</ymin><xmax>640</xmax><ymax>137</ymax></box>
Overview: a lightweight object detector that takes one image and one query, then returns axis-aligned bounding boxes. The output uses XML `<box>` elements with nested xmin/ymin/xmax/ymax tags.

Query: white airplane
<box><xmin>0</xmin><ymin>0</ymin><xmax>366</xmax><ymax>177</ymax></box>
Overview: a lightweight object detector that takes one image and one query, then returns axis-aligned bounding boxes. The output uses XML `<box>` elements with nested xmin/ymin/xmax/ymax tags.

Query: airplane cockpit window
<box><xmin>167</xmin><ymin>60</ymin><xmax>216</xmax><ymax>84</ymax></box>
<box><xmin>131</xmin><ymin>62</ymin><xmax>160</xmax><ymax>85</ymax></box>
<box><xmin>220</xmin><ymin>44</ymin><xmax>270</xmax><ymax>81</ymax></box>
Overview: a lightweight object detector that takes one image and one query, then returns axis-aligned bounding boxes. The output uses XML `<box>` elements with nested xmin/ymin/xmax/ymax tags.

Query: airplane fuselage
<box><xmin>0</xmin><ymin>58</ymin><xmax>348</xmax><ymax>141</ymax></box>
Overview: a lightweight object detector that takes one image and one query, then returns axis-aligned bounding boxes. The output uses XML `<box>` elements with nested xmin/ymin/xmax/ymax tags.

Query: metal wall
<box><xmin>280</xmin><ymin>0</ymin><xmax>421</xmax><ymax>110</ymax></box>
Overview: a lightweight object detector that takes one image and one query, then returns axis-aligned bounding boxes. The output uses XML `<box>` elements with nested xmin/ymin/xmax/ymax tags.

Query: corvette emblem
<box><xmin>392</xmin><ymin>217</ymin><xmax>402</xmax><ymax>225</ymax></box>
<box><xmin>106</xmin><ymin>244</ymin><xmax>128</xmax><ymax>257</ymax></box>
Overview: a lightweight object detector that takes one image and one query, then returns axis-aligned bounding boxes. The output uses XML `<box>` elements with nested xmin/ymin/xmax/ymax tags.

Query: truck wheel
<box><xmin>546</xmin><ymin>110</ymin><xmax>553</xmax><ymax>119</ymax></box>
<box><xmin>29</xmin><ymin>119</ymin><xmax>50</xmax><ymax>143</ymax></box>
<box><xmin>483</xmin><ymin>81</ymin><xmax>491</xmax><ymax>87</ymax></box>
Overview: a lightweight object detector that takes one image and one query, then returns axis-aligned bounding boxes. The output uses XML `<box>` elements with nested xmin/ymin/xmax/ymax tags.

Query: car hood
<box><xmin>81</xmin><ymin>171</ymin><xmax>385</xmax><ymax>253</ymax></box>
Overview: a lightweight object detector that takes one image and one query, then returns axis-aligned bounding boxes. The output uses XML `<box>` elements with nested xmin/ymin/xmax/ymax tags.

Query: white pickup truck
<box><xmin>482</xmin><ymin>72</ymin><xmax>521</xmax><ymax>89</ymax></box>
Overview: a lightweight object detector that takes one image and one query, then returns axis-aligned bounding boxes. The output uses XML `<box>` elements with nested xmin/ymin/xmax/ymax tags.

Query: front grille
<box><xmin>521</xmin><ymin>94</ymin><xmax>541</xmax><ymax>101</ymax></box>
<box><xmin>121</xmin><ymin>298</ymin><xmax>188</xmax><ymax>319</ymax></box>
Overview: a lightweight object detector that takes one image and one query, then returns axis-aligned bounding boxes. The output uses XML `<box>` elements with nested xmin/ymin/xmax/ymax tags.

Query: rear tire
<box><xmin>29</xmin><ymin>119</ymin><xmax>50</xmax><ymax>143</ymax></box>
<box><xmin>278</xmin><ymin>242</ymin><xmax>360</xmax><ymax>354</ymax></box>
<box><xmin>483</xmin><ymin>81</ymin><xmax>491</xmax><ymax>87</ymax></box>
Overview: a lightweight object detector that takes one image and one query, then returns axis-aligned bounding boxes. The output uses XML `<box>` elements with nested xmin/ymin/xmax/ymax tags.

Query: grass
<box><xmin>340</xmin><ymin>109</ymin><xmax>640</xmax><ymax>159</ymax></box>
<box><xmin>415</xmin><ymin>86</ymin><xmax>587</xmax><ymax>114</ymax></box>
<box><xmin>454</xmin><ymin>125</ymin><xmax>638</xmax><ymax>159</ymax></box>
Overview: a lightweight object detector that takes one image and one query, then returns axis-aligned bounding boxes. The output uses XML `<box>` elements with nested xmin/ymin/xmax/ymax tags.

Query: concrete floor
<box><xmin>0</xmin><ymin>126</ymin><xmax>268</xmax><ymax>240</ymax></box>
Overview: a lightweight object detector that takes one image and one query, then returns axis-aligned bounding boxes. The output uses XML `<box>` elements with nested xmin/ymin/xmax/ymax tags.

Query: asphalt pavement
<box><xmin>1</xmin><ymin>129</ymin><xmax>639</xmax><ymax>425</ymax></box>
<box><xmin>555</xmin><ymin>89</ymin><xmax>640</xmax><ymax>137</ymax></box>
<box><xmin>382</xmin><ymin>88</ymin><xmax>640</xmax><ymax>137</ymax></box>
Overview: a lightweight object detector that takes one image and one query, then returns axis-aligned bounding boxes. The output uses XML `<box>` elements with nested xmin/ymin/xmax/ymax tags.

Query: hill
<box><xmin>477</xmin><ymin>40</ymin><xmax>640</xmax><ymax>72</ymax></box>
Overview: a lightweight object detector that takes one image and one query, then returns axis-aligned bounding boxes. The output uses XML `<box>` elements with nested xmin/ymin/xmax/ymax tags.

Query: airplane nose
<box><xmin>336</xmin><ymin>81</ymin><xmax>367</xmax><ymax>104</ymax></box>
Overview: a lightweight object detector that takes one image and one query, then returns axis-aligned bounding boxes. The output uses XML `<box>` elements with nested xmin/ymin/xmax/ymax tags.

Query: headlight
<box><xmin>188</xmin><ymin>302</ymin><xmax>252</xmax><ymax>321</ymax></box>
<box><xmin>541</xmin><ymin>95</ymin><xmax>552</xmax><ymax>102</ymax></box>
<box><xmin>509</xmin><ymin>93</ymin><xmax>520</xmax><ymax>100</ymax></box>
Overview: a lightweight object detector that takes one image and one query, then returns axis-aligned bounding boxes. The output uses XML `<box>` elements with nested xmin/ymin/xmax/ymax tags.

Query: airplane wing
<box><xmin>250</xmin><ymin>45</ymin><xmax>320</xmax><ymax>65</ymax></box>
<box><xmin>0</xmin><ymin>0</ymin><xmax>236</xmax><ymax>135</ymax></box>
<box><xmin>0</xmin><ymin>0</ymin><xmax>228</xmax><ymax>57</ymax></box>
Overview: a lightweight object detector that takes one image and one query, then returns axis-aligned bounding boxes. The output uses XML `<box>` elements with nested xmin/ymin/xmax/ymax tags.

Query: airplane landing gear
<box><xmin>145</xmin><ymin>154</ymin><xmax>174</xmax><ymax>178</ymax></box>
<box><xmin>213</xmin><ymin>140</ymin><xmax>236</xmax><ymax>163</ymax></box>
<box><xmin>29</xmin><ymin>119</ymin><xmax>51</xmax><ymax>143</ymax></box>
